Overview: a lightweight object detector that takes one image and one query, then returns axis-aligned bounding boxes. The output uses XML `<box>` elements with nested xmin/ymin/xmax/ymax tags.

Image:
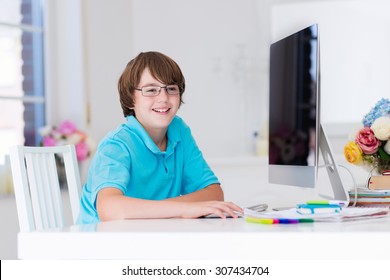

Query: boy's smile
<box><xmin>152</xmin><ymin>107</ymin><xmax>171</xmax><ymax>114</ymax></box>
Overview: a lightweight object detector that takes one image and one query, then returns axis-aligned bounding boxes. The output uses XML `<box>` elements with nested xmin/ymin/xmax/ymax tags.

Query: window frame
<box><xmin>0</xmin><ymin>0</ymin><xmax>46</xmax><ymax>148</ymax></box>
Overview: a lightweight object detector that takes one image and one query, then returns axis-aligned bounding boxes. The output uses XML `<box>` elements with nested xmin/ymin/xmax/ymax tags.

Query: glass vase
<box><xmin>376</xmin><ymin>159</ymin><xmax>390</xmax><ymax>175</ymax></box>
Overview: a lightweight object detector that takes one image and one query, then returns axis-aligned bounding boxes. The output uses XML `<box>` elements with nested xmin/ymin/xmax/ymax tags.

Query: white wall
<box><xmin>44</xmin><ymin>0</ymin><xmax>86</xmax><ymax>127</ymax></box>
<box><xmin>46</xmin><ymin>0</ymin><xmax>271</xmax><ymax>159</ymax></box>
<box><xmin>271</xmin><ymin>0</ymin><xmax>390</xmax><ymax>124</ymax></box>
<box><xmin>82</xmin><ymin>0</ymin><xmax>134</xmax><ymax>142</ymax></box>
<box><xmin>129</xmin><ymin>0</ymin><xmax>268</xmax><ymax>157</ymax></box>
<box><xmin>45</xmin><ymin>0</ymin><xmax>390</xmax><ymax>159</ymax></box>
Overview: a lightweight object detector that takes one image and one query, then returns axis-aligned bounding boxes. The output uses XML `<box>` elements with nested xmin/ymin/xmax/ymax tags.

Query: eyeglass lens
<box><xmin>141</xmin><ymin>85</ymin><xmax>179</xmax><ymax>96</ymax></box>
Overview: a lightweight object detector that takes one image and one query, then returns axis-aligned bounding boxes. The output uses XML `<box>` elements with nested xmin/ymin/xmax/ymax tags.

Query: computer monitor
<box><xmin>268</xmin><ymin>24</ymin><xmax>349</xmax><ymax>201</ymax></box>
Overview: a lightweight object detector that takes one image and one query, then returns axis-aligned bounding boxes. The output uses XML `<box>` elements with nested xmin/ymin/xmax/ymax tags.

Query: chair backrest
<box><xmin>9</xmin><ymin>145</ymin><xmax>82</xmax><ymax>232</ymax></box>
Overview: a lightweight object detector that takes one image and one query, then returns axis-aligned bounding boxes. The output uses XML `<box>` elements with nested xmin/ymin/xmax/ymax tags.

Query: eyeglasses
<box><xmin>135</xmin><ymin>85</ymin><xmax>180</xmax><ymax>97</ymax></box>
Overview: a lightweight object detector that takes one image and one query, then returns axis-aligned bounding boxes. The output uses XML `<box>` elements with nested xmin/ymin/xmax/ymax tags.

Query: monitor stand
<box><xmin>318</xmin><ymin>124</ymin><xmax>349</xmax><ymax>202</ymax></box>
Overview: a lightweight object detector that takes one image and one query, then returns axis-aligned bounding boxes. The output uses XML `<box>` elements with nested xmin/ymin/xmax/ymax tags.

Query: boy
<box><xmin>77</xmin><ymin>51</ymin><xmax>242</xmax><ymax>224</ymax></box>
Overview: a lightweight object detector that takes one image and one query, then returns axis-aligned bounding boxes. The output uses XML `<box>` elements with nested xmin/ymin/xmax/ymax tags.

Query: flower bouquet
<box><xmin>344</xmin><ymin>98</ymin><xmax>390</xmax><ymax>175</ymax></box>
<box><xmin>39</xmin><ymin>120</ymin><xmax>95</xmax><ymax>161</ymax></box>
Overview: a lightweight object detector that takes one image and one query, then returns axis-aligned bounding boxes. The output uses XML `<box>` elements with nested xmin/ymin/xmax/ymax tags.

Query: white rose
<box><xmin>67</xmin><ymin>133</ymin><xmax>82</xmax><ymax>144</ymax></box>
<box><xmin>371</xmin><ymin>116</ymin><xmax>390</xmax><ymax>141</ymax></box>
<box><xmin>384</xmin><ymin>140</ymin><xmax>390</xmax><ymax>155</ymax></box>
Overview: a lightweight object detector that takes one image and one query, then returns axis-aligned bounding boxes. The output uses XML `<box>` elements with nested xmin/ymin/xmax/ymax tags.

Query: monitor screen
<box><xmin>269</xmin><ymin>24</ymin><xmax>319</xmax><ymax>188</ymax></box>
<box><xmin>268</xmin><ymin>24</ymin><xmax>349</xmax><ymax>202</ymax></box>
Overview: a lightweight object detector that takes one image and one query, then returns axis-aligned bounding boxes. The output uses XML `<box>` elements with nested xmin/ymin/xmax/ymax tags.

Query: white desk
<box><xmin>18</xmin><ymin>216</ymin><xmax>390</xmax><ymax>259</ymax></box>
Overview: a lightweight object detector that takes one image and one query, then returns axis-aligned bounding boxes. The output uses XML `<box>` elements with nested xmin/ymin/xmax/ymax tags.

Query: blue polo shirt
<box><xmin>77</xmin><ymin>115</ymin><xmax>219</xmax><ymax>224</ymax></box>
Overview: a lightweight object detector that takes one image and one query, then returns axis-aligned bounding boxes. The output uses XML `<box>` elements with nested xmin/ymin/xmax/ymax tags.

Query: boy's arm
<box><xmin>96</xmin><ymin>185</ymin><xmax>240</xmax><ymax>221</ymax></box>
<box><xmin>166</xmin><ymin>184</ymin><xmax>224</xmax><ymax>202</ymax></box>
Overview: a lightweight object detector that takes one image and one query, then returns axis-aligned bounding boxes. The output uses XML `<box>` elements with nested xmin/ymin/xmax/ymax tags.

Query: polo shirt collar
<box><xmin>125</xmin><ymin>115</ymin><xmax>180</xmax><ymax>156</ymax></box>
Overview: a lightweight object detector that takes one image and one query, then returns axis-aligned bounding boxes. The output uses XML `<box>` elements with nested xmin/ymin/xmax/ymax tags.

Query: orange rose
<box><xmin>344</xmin><ymin>141</ymin><xmax>363</xmax><ymax>164</ymax></box>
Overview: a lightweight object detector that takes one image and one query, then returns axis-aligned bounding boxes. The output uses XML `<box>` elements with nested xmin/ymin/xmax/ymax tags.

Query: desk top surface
<box><xmin>18</xmin><ymin>216</ymin><xmax>390</xmax><ymax>259</ymax></box>
<box><xmin>55</xmin><ymin>214</ymin><xmax>390</xmax><ymax>233</ymax></box>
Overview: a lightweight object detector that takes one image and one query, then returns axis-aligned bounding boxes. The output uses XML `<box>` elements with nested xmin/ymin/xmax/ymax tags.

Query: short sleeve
<box><xmin>88</xmin><ymin>138</ymin><xmax>132</xmax><ymax>204</ymax></box>
<box><xmin>180</xmin><ymin>123</ymin><xmax>219</xmax><ymax>194</ymax></box>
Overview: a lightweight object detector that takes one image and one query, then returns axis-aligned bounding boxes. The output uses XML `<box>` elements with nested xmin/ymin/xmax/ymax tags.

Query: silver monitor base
<box><xmin>319</xmin><ymin>124</ymin><xmax>349</xmax><ymax>202</ymax></box>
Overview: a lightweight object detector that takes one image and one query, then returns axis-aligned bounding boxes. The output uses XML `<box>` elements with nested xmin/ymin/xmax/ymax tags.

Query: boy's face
<box><xmin>133</xmin><ymin>68</ymin><xmax>180</xmax><ymax>134</ymax></box>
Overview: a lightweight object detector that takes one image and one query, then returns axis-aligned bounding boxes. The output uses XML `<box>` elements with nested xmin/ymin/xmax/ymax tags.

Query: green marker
<box><xmin>298</xmin><ymin>218</ymin><xmax>314</xmax><ymax>223</ymax></box>
<box><xmin>306</xmin><ymin>200</ymin><xmax>347</xmax><ymax>207</ymax></box>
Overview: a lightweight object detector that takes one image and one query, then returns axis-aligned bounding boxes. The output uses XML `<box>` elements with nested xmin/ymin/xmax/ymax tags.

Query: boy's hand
<box><xmin>180</xmin><ymin>201</ymin><xmax>243</xmax><ymax>219</ymax></box>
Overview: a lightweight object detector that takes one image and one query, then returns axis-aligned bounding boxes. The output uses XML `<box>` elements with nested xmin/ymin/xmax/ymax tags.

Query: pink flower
<box><xmin>355</xmin><ymin>127</ymin><xmax>380</xmax><ymax>154</ymax></box>
<box><xmin>43</xmin><ymin>136</ymin><xmax>56</xmax><ymax>147</ymax></box>
<box><xmin>56</xmin><ymin>120</ymin><xmax>77</xmax><ymax>136</ymax></box>
<box><xmin>75</xmin><ymin>141</ymin><xmax>89</xmax><ymax>161</ymax></box>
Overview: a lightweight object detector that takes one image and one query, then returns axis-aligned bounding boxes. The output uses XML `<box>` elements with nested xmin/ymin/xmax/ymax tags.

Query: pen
<box><xmin>297</xmin><ymin>203</ymin><xmax>342</xmax><ymax>214</ymax></box>
<box><xmin>246</xmin><ymin>217</ymin><xmax>313</xmax><ymax>224</ymax></box>
<box><xmin>246</xmin><ymin>217</ymin><xmax>276</xmax><ymax>224</ymax></box>
<box><xmin>298</xmin><ymin>218</ymin><xmax>314</xmax><ymax>223</ymax></box>
<box><xmin>306</xmin><ymin>200</ymin><xmax>348</xmax><ymax>207</ymax></box>
<box><xmin>278</xmin><ymin>218</ymin><xmax>299</xmax><ymax>224</ymax></box>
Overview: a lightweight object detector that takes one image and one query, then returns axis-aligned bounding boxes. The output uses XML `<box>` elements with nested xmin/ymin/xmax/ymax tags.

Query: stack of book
<box><xmin>349</xmin><ymin>188</ymin><xmax>390</xmax><ymax>207</ymax></box>
<box><xmin>349</xmin><ymin>175</ymin><xmax>390</xmax><ymax>206</ymax></box>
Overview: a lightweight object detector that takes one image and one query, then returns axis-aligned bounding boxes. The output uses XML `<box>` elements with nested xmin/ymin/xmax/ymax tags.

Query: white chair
<box><xmin>9</xmin><ymin>145</ymin><xmax>82</xmax><ymax>232</ymax></box>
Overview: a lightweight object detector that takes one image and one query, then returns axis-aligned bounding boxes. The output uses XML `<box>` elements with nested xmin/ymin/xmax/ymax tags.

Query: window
<box><xmin>0</xmin><ymin>0</ymin><xmax>45</xmax><ymax>164</ymax></box>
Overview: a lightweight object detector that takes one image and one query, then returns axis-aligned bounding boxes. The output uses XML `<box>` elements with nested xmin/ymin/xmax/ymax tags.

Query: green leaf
<box><xmin>378</xmin><ymin>146</ymin><xmax>390</xmax><ymax>160</ymax></box>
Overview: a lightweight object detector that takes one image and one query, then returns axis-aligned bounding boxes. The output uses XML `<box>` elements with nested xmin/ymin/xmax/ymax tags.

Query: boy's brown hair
<box><xmin>118</xmin><ymin>51</ymin><xmax>186</xmax><ymax>117</ymax></box>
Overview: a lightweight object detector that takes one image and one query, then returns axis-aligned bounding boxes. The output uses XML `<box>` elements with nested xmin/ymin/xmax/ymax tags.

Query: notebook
<box><xmin>244</xmin><ymin>206</ymin><xmax>390</xmax><ymax>222</ymax></box>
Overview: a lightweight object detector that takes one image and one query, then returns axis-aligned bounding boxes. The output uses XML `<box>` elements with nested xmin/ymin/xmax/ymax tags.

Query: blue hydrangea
<box><xmin>362</xmin><ymin>98</ymin><xmax>390</xmax><ymax>127</ymax></box>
